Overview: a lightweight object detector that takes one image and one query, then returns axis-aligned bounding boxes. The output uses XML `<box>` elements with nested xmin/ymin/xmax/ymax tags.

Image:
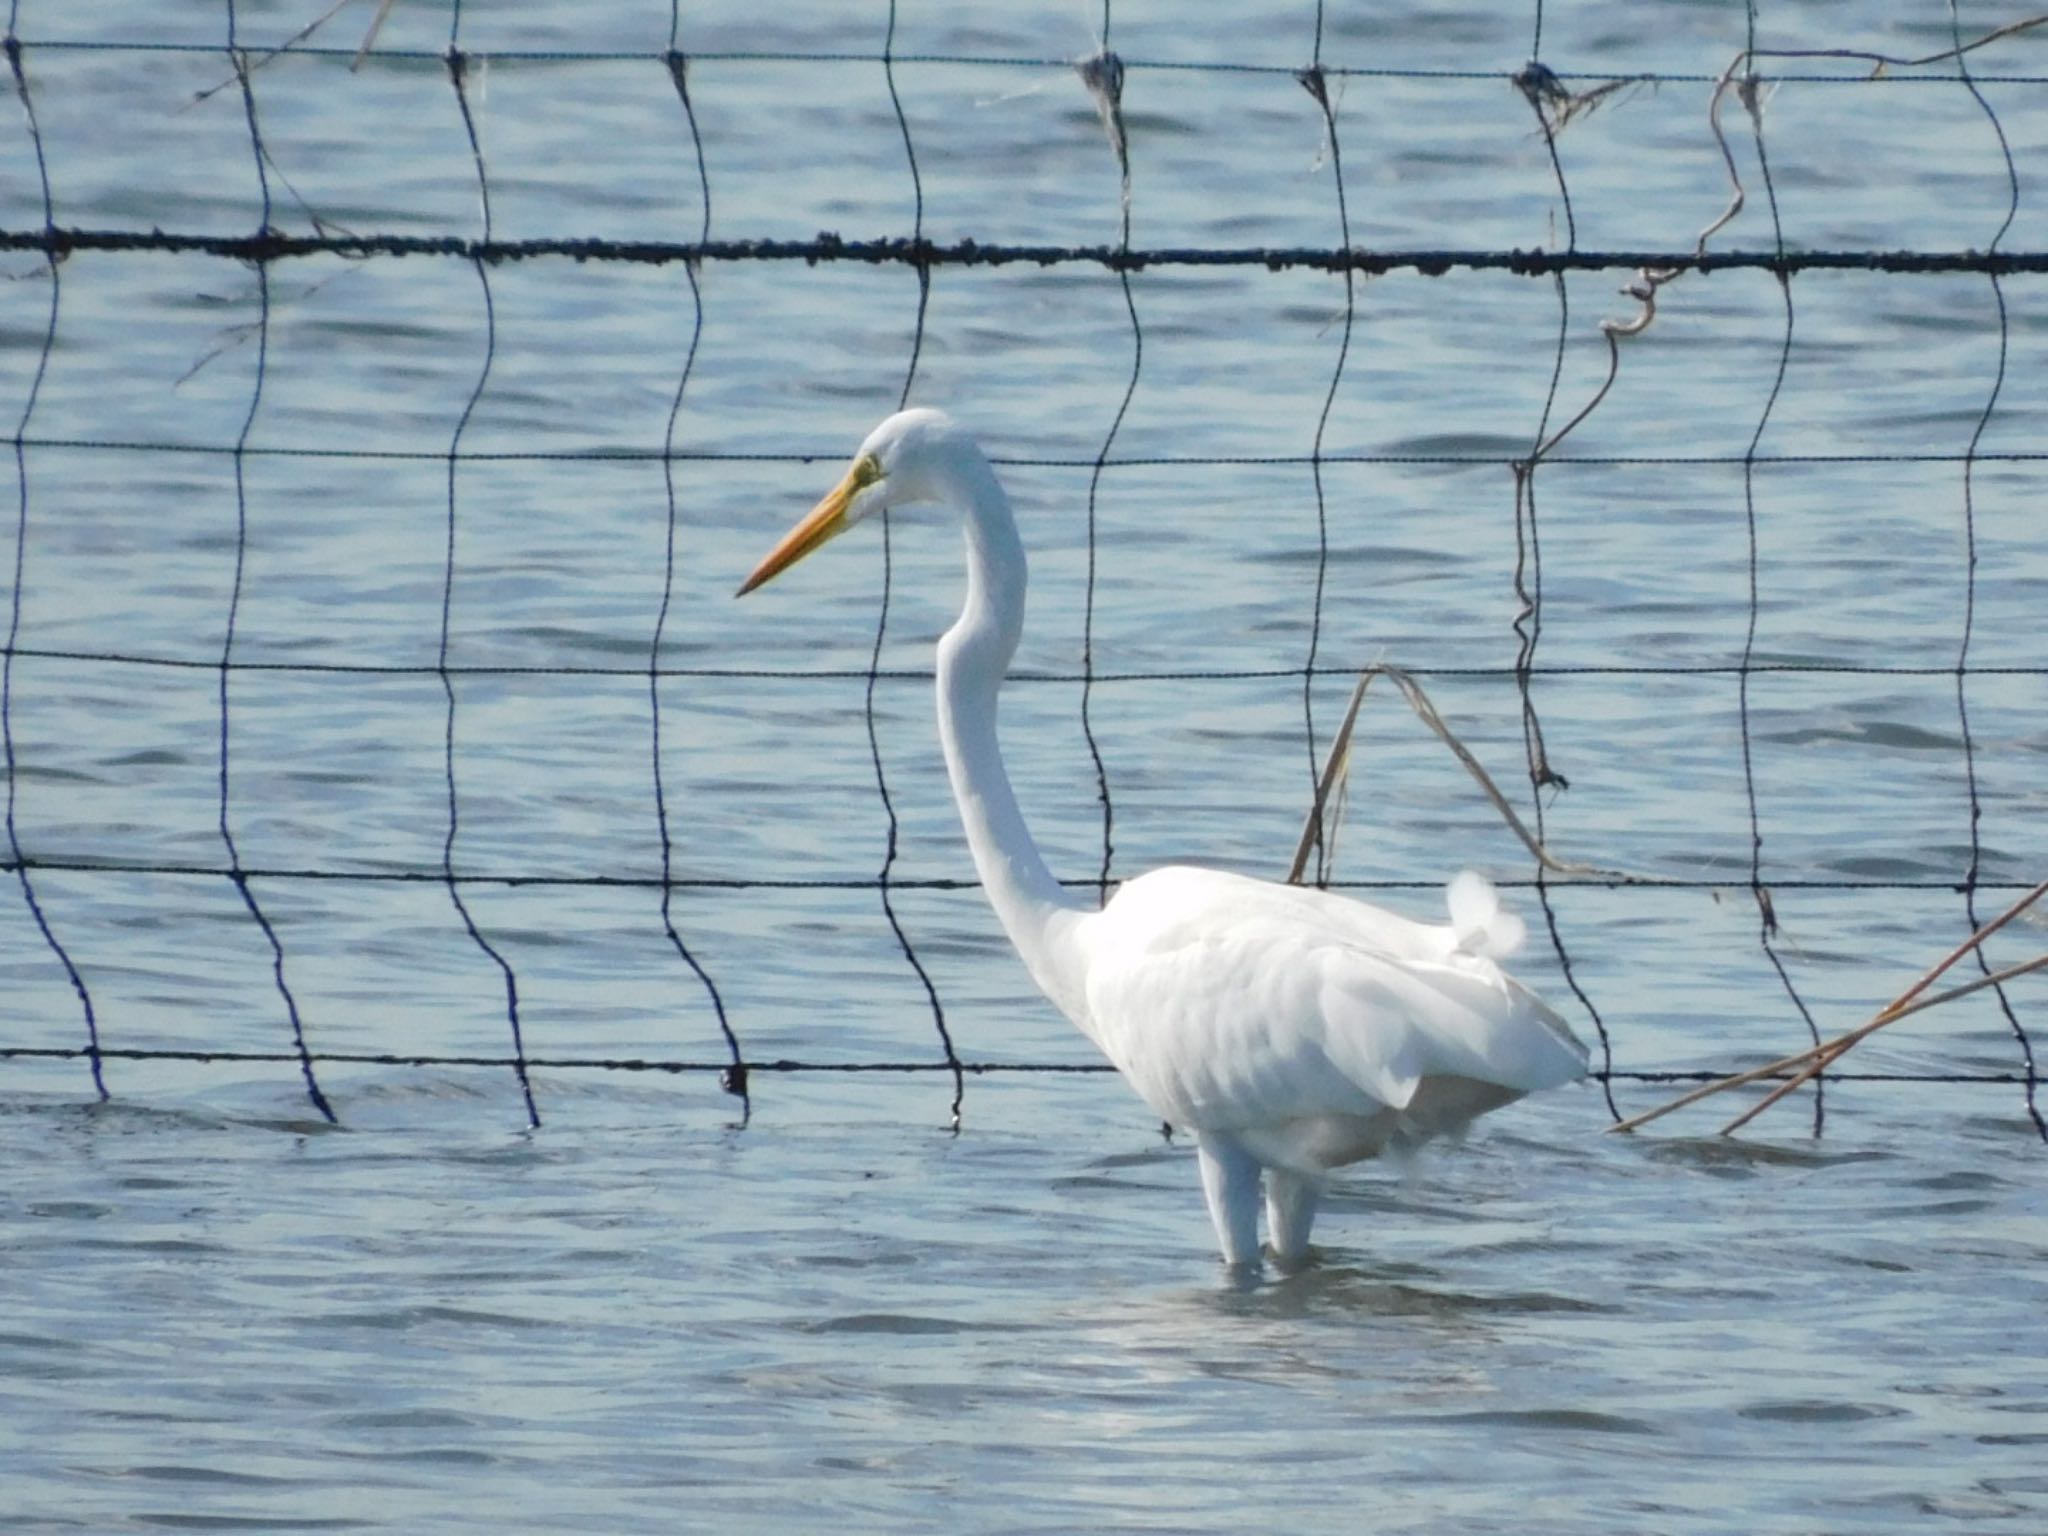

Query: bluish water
<box><xmin>2</xmin><ymin>2</ymin><xmax>2045</xmax><ymax>1531</ymax></box>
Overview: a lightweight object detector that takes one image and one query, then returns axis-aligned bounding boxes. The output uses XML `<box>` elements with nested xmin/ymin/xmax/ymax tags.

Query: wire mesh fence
<box><xmin>0</xmin><ymin>0</ymin><xmax>2042</xmax><ymax>1140</ymax></box>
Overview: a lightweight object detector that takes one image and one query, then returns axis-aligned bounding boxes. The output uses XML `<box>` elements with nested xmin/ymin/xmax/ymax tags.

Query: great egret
<box><xmin>739</xmin><ymin>408</ymin><xmax>1587</xmax><ymax>1269</ymax></box>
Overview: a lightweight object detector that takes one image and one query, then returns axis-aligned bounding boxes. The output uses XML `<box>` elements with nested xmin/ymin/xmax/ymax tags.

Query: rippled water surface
<box><xmin>3</xmin><ymin>1</ymin><xmax>2046</xmax><ymax>1531</ymax></box>
<box><xmin>6</xmin><ymin>1088</ymin><xmax>2046</xmax><ymax>1533</ymax></box>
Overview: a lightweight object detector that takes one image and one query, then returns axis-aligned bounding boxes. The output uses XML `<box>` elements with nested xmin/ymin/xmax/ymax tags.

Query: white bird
<box><xmin>739</xmin><ymin>408</ymin><xmax>1587</xmax><ymax>1269</ymax></box>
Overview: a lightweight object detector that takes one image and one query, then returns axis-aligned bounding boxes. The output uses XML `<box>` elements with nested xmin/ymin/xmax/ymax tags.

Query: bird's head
<box><xmin>736</xmin><ymin>407</ymin><xmax>967</xmax><ymax>596</ymax></box>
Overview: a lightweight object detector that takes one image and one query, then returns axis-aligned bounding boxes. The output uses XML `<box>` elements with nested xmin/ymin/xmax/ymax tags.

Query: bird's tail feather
<box><xmin>1445</xmin><ymin>870</ymin><xmax>1527</xmax><ymax>959</ymax></box>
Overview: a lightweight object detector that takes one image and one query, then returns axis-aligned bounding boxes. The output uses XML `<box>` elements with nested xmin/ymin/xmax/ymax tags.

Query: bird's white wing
<box><xmin>1074</xmin><ymin>865</ymin><xmax>1586</xmax><ymax>1143</ymax></box>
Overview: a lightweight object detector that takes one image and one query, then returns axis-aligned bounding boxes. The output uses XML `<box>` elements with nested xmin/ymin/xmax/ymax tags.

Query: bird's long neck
<box><xmin>933</xmin><ymin>458</ymin><xmax>1090</xmax><ymax>1023</ymax></box>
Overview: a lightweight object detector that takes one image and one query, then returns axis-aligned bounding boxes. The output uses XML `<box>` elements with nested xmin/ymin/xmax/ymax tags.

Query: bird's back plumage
<box><xmin>1073</xmin><ymin>866</ymin><xmax>1586</xmax><ymax>1171</ymax></box>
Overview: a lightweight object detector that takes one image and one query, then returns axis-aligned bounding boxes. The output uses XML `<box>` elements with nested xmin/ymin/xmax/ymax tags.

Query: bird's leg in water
<box><xmin>1195</xmin><ymin>1132</ymin><xmax>1262</xmax><ymax>1267</ymax></box>
<box><xmin>1264</xmin><ymin>1168</ymin><xmax>1322</xmax><ymax>1271</ymax></box>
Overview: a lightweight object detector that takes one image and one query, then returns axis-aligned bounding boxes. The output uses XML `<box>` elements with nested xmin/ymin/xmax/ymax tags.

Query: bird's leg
<box><xmin>1194</xmin><ymin>1132</ymin><xmax>1262</xmax><ymax>1268</ymax></box>
<box><xmin>1263</xmin><ymin>1168</ymin><xmax>1323</xmax><ymax>1271</ymax></box>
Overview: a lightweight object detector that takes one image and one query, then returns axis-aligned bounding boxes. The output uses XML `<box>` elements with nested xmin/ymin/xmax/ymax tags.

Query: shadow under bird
<box><xmin>738</xmin><ymin>408</ymin><xmax>1587</xmax><ymax>1270</ymax></box>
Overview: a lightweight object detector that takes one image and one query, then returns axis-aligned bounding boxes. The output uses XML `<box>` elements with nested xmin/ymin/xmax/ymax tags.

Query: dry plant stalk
<box><xmin>191</xmin><ymin>0</ymin><xmax>402</xmax><ymax>104</ymax></box>
<box><xmin>1288</xmin><ymin>674</ymin><xmax>2044</xmax><ymax>1139</ymax></box>
<box><xmin>1609</xmin><ymin>878</ymin><xmax>2048</xmax><ymax>1137</ymax></box>
<box><xmin>353</xmin><ymin>0</ymin><xmax>402</xmax><ymax>71</ymax></box>
<box><xmin>1525</xmin><ymin>12</ymin><xmax>2048</xmax><ymax>435</ymax></box>
<box><xmin>1286</xmin><ymin>664</ymin><xmax>1630</xmax><ymax>888</ymax></box>
<box><xmin>1287</xmin><ymin>670</ymin><xmax>1372</xmax><ymax>886</ymax></box>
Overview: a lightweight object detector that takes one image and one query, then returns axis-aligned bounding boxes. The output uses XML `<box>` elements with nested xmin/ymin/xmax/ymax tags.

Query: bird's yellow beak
<box><xmin>735</xmin><ymin>453</ymin><xmax>882</xmax><ymax>596</ymax></box>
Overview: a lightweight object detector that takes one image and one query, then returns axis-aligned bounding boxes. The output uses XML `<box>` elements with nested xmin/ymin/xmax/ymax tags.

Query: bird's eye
<box><xmin>850</xmin><ymin>453</ymin><xmax>883</xmax><ymax>491</ymax></box>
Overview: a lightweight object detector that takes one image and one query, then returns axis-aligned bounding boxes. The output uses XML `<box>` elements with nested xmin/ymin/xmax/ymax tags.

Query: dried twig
<box><xmin>190</xmin><ymin>0</ymin><xmax>401</xmax><ymax>107</ymax></box>
<box><xmin>1287</xmin><ymin>664</ymin><xmax>1637</xmax><ymax>887</ymax></box>
<box><xmin>353</xmin><ymin>0</ymin><xmax>401</xmax><ymax>72</ymax></box>
<box><xmin>191</xmin><ymin>0</ymin><xmax>354</xmax><ymax>106</ymax></box>
<box><xmin>1513</xmin><ymin>61</ymin><xmax>1654</xmax><ymax>136</ymax></box>
<box><xmin>1288</xmin><ymin>671</ymin><xmax>1368</xmax><ymax>885</ymax></box>
<box><xmin>1599</xmin><ymin>14</ymin><xmax>2048</xmax><ymax>344</ymax></box>
<box><xmin>1608</xmin><ymin>878</ymin><xmax>2048</xmax><ymax>1135</ymax></box>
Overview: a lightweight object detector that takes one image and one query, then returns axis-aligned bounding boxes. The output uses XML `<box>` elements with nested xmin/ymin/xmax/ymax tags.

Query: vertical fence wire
<box><xmin>3</xmin><ymin>14</ymin><xmax>102</xmax><ymax>1101</ymax></box>
<box><xmin>655</xmin><ymin>27</ymin><xmax>747</xmax><ymax>1121</ymax></box>
<box><xmin>219</xmin><ymin>4</ymin><xmax>332</xmax><ymax>1122</ymax></box>
<box><xmin>1078</xmin><ymin>2</ymin><xmax>1139</xmax><ymax>909</ymax></box>
<box><xmin>1946</xmin><ymin>1</ymin><xmax>2044</xmax><ymax>1141</ymax></box>
<box><xmin>1297</xmin><ymin>4</ymin><xmax>1351</xmax><ymax>892</ymax></box>
<box><xmin>1733</xmin><ymin>4</ymin><xmax>1824</xmax><ymax>1132</ymax></box>
<box><xmin>441</xmin><ymin>18</ymin><xmax>538</xmax><ymax>1130</ymax></box>
<box><xmin>1509</xmin><ymin>58</ymin><xmax>1571</xmax><ymax>802</ymax></box>
<box><xmin>868</xmin><ymin>0</ymin><xmax>962</xmax><ymax>1128</ymax></box>
<box><xmin>1512</xmin><ymin>25</ymin><xmax>1618</xmax><ymax>1118</ymax></box>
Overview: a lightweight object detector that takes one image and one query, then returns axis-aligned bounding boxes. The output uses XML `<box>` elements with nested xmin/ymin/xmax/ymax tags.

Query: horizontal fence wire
<box><xmin>0</xmin><ymin>1042</ymin><xmax>2026</xmax><ymax>1087</ymax></box>
<box><xmin>6</xmin><ymin>653</ymin><xmax>2048</xmax><ymax>682</ymax></box>
<box><xmin>15</xmin><ymin>33</ymin><xmax>2048</xmax><ymax>84</ymax></box>
<box><xmin>16</xmin><ymin>440</ymin><xmax>2048</xmax><ymax>466</ymax></box>
<box><xmin>14</xmin><ymin>226</ymin><xmax>2048</xmax><ymax>274</ymax></box>
<box><xmin>1</xmin><ymin>6</ymin><xmax>2042</xmax><ymax>1137</ymax></box>
<box><xmin>0</xmin><ymin>860</ymin><xmax>2035</xmax><ymax>894</ymax></box>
